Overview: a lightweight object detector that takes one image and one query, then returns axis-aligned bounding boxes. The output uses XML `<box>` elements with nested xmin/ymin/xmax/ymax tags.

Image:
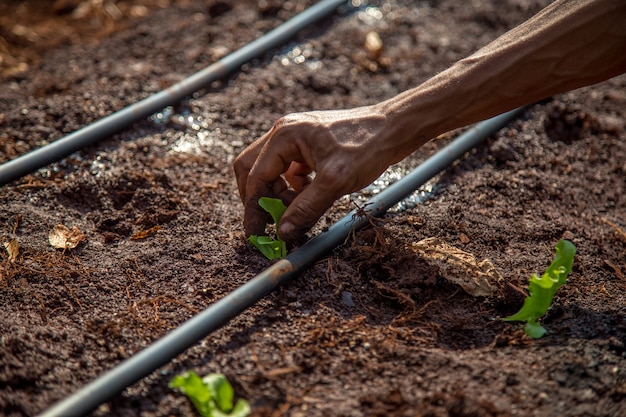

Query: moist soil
<box><xmin>1</xmin><ymin>1</ymin><xmax>625</xmax><ymax>416</ymax></box>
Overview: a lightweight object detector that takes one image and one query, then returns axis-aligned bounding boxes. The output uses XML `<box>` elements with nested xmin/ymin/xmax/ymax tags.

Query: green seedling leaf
<box><xmin>169</xmin><ymin>372</ymin><xmax>250</xmax><ymax>417</ymax></box>
<box><xmin>248</xmin><ymin>235</ymin><xmax>287</xmax><ymax>260</ymax></box>
<box><xmin>202</xmin><ymin>373</ymin><xmax>235</xmax><ymax>413</ymax></box>
<box><xmin>258</xmin><ymin>197</ymin><xmax>287</xmax><ymax>225</ymax></box>
<box><xmin>249</xmin><ymin>197</ymin><xmax>288</xmax><ymax>260</ymax></box>
<box><xmin>169</xmin><ymin>372</ymin><xmax>213</xmax><ymax>417</ymax></box>
<box><xmin>503</xmin><ymin>239</ymin><xmax>576</xmax><ymax>338</ymax></box>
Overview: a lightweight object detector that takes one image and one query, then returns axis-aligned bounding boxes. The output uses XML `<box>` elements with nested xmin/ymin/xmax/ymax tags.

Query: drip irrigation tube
<box><xmin>38</xmin><ymin>107</ymin><xmax>524</xmax><ymax>417</ymax></box>
<box><xmin>0</xmin><ymin>0</ymin><xmax>348</xmax><ymax>187</ymax></box>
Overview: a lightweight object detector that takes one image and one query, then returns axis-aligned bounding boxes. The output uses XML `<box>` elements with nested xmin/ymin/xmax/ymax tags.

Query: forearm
<box><xmin>377</xmin><ymin>0</ymin><xmax>626</xmax><ymax>162</ymax></box>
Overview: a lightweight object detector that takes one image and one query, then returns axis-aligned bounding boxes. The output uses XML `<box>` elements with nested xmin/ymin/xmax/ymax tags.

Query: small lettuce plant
<box><xmin>503</xmin><ymin>239</ymin><xmax>576</xmax><ymax>338</ymax></box>
<box><xmin>169</xmin><ymin>371</ymin><xmax>250</xmax><ymax>417</ymax></box>
<box><xmin>248</xmin><ymin>197</ymin><xmax>287</xmax><ymax>259</ymax></box>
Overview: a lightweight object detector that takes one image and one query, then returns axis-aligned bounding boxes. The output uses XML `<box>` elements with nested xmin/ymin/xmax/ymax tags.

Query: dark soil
<box><xmin>1</xmin><ymin>1</ymin><xmax>625</xmax><ymax>416</ymax></box>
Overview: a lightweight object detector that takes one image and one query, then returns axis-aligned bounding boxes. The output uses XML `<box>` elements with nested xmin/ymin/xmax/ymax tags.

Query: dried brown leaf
<box><xmin>130</xmin><ymin>225</ymin><xmax>161</xmax><ymax>240</ymax></box>
<box><xmin>49</xmin><ymin>225</ymin><xmax>86</xmax><ymax>249</ymax></box>
<box><xmin>411</xmin><ymin>237</ymin><xmax>501</xmax><ymax>297</ymax></box>
<box><xmin>3</xmin><ymin>238</ymin><xmax>19</xmax><ymax>262</ymax></box>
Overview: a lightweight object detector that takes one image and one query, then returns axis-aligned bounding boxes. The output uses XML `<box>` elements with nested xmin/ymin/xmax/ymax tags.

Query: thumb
<box><xmin>278</xmin><ymin>180</ymin><xmax>339</xmax><ymax>243</ymax></box>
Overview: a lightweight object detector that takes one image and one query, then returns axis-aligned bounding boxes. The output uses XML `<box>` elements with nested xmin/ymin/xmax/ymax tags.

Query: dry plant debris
<box><xmin>49</xmin><ymin>224</ymin><xmax>86</xmax><ymax>249</ymax></box>
<box><xmin>410</xmin><ymin>237</ymin><xmax>501</xmax><ymax>297</ymax></box>
<box><xmin>3</xmin><ymin>239</ymin><xmax>19</xmax><ymax>263</ymax></box>
<box><xmin>130</xmin><ymin>225</ymin><xmax>162</xmax><ymax>240</ymax></box>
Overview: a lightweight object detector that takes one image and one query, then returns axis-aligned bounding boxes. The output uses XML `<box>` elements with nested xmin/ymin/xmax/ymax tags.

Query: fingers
<box><xmin>233</xmin><ymin>132</ymin><xmax>268</xmax><ymax>202</ymax></box>
<box><xmin>234</xmin><ymin>128</ymin><xmax>295</xmax><ymax>236</ymax></box>
<box><xmin>284</xmin><ymin>161</ymin><xmax>313</xmax><ymax>192</ymax></box>
<box><xmin>277</xmin><ymin>176</ymin><xmax>340</xmax><ymax>243</ymax></box>
<box><xmin>239</xmin><ymin>120</ymin><xmax>311</xmax><ymax>237</ymax></box>
<box><xmin>243</xmin><ymin>182</ymin><xmax>296</xmax><ymax>237</ymax></box>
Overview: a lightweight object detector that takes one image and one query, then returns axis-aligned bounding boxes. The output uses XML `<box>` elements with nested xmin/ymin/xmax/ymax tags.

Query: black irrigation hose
<box><xmin>38</xmin><ymin>107</ymin><xmax>524</xmax><ymax>417</ymax></box>
<box><xmin>0</xmin><ymin>0</ymin><xmax>348</xmax><ymax>187</ymax></box>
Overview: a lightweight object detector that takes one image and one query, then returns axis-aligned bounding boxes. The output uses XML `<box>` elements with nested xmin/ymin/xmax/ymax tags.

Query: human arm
<box><xmin>234</xmin><ymin>0</ymin><xmax>626</xmax><ymax>244</ymax></box>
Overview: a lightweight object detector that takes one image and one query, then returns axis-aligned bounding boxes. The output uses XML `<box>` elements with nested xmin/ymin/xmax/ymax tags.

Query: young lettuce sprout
<box><xmin>248</xmin><ymin>197</ymin><xmax>287</xmax><ymax>260</ymax></box>
<box><xmin>503</xmin><ymin>239</ymin><xmax>576</xmax><ymax>338</ymax></box>
<box><xmin>169</xmin><ymin>371</ymin><xmax>250</xmax><ymax>417</ymax></box>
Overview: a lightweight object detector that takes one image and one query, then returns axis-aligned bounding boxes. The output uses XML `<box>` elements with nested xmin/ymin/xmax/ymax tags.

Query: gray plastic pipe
<box><xmin>38</xmin><ymin>107</ymin><xmax>524</xmax><ymax>417</ymax></box>
<box><xmin>0</xmin><ymin>0</ymin><xmax>348</xmax><ymax>187</ymax></box>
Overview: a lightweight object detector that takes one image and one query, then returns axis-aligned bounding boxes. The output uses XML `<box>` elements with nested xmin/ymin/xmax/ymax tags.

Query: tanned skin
<box><xmin>234</xmin><ymin>0</ymin><xmax>626</xmax><ymax>244</ymax></box>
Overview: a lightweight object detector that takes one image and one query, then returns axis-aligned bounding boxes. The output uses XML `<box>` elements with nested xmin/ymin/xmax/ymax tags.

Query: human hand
<box><xmin>233</xmin><ymin>106</ymin><xmax>395</xmax><ymax>244</ymax></box>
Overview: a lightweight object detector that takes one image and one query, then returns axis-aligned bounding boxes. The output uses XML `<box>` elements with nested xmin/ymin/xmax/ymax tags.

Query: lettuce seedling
<box><xmin>169</xmin><ymin>371</ymin><xmax>250</xmax><ymax>417</ymax></box>
<box><xmin>503</xmin><ymin>239</ymin><xmax>576</xmax><ymax>338</ymax></box>
<box><xmin>248</xmin><ymin>197</ymin><xmax>287</xmax><ymax>260</ymax></box>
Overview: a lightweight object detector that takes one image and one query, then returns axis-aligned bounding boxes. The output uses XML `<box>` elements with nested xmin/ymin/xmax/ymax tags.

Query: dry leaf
<box><xmin>411</xmin><ymin>237</ymin><xmax>501</xmax><ymax>297</ymax></box>
<box><xmin>130</xmin><ymin>225</ymin><xmax>161</xmax><ymax>240</ymax></box>
<box><xmin>3</xmin><ymin>239</ymin><xmax>19</xmax><ymax>262</ymax></box>
<box><xmin>49</xmin><ymin>225</ymin><xmax>86</xmax><ymax>249</ymax></box>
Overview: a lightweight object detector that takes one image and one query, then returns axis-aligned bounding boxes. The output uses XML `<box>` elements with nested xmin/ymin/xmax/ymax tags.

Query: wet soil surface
<box><xmin>1</xmin><ymin>1</ymin><xmax>625</xmax><ymax>416</ymax></box>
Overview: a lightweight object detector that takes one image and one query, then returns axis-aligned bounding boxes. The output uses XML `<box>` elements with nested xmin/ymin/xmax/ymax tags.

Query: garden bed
<box><xmin>1</xmin><ymin>1</ymin><xmax>625</xmax><ymax>416</ymax></box>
